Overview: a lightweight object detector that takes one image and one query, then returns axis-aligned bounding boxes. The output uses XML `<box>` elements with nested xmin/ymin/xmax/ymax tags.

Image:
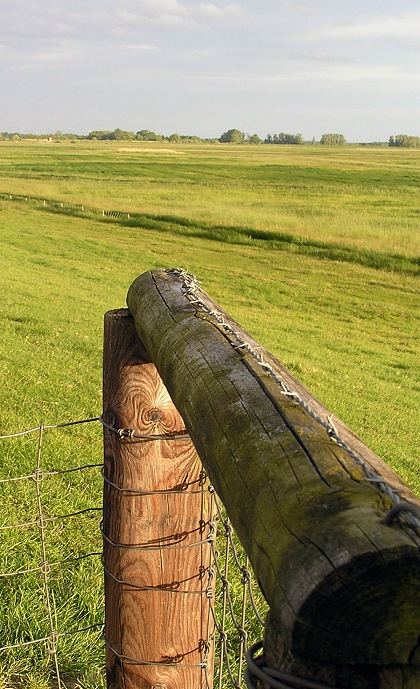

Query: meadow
<box><xmin>0</xmin><ymin>141</ymin><xmax>419</xmax><ymax>687</ymax></box>
<box><xmin>0</xmin><ymin>141</ymin><xmax>419</xmax><ymax>259</ymax></box>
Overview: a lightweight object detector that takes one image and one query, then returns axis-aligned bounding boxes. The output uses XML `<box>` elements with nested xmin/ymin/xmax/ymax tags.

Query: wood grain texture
<box><xmin>103</xmin><ymin>309</ymin><xmax>214</xmax><ymax>689</ymax></box>
<box><xmin>126</xmin><ymin>269</ymin><xmax>420</xmax><ymax>689</ymax></box>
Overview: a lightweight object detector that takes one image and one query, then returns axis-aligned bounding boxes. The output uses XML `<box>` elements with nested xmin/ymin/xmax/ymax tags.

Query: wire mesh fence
<box><xmin>209</xmin><ymin>491</ymin><xmax>267</xmax><ymax>689</ymax></box>
<box><xmin>0</xmin><ymin>417</ymin><xmax>105</xmax><ymax>688</ymax></box>
<box><xmin>0</xmin><ymin>416</ymin><xmax>266</xmax><ymax>689</ymax></box>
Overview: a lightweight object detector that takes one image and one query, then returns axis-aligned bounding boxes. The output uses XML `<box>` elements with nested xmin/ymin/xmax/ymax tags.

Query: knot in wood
<box><xmin>146</xmin><ymin>408</ymin><xmax>164</xmax><ymax>422</ymax></box>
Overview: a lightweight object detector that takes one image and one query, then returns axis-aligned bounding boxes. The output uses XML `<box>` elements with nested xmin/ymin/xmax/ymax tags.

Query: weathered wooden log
<box><xmin>127</xmin><ymin>268</ymin><xmax>420</xmax><ymax>689</ymax></box>
<box><xmin>103</xmin><ymin>309</ymin><xmax>214</xmax><ymax>689</ymax></box>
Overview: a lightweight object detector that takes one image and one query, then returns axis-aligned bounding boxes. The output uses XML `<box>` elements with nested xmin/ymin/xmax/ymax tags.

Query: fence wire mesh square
<box><xmin>0</xmin><ymin>417</ymin><xmax>266</xmax><ymax>689</ymax></box>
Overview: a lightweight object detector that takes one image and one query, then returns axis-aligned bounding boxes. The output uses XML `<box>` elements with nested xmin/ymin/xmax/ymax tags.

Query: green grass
<box><xmin>2</xmin><ymin>192</ymin><xmax>418</xmax><ymax>276</ymax></box>
<box><xmin>0</xmin><ymin>141</ymin><xmax>419</xmax><ymax>686</ymax></box>
<box><xmin>0</xmin><ymin>141</ymin><xmax>419</xmax><ymax>258</ymax></box>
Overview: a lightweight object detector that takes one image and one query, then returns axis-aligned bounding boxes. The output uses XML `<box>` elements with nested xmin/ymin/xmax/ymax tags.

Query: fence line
<box><xmin>2</xmin><ymin>411</ymin><xmax>417</xmax><ymax>687</ymax></box>
<box><xmin>1</xmin><ymin>406</ymin><xmax>418</xmax><ymax>687</ymax></box>
<box><xmin>0</xmin><ymin>191</ymin><xmax>131</xmax><ymax>221</ymax></box>
<box><xmin>0</xmin><ymin>414</ymin><xmax>265</xmax><ymax>688</ymax></box>
<box><xmin>1</xmin><ymin>351</ymin><xmax>417</xmax><ymax>686</ymax></box>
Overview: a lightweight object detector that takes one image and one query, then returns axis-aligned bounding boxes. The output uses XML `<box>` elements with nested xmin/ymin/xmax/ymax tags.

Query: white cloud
<box><xmin>198</xmin><ymin>3</ymin><xmax>224</xmax><ymax>17</ymax></box>
<box><xmin>7</xmin><ymin>38</ymin><xmax>87</xmax><ymax>69</ymax></box>
<box><xmin>118</xmin><ymin>8</ymin><xmax>192</xmax><ymax>27</ymax></box>
<box><xmin>117</xmin><ymin>0</ymin><xmax>243</xmax><ymax>28</ymax></box>
<box><xmin>321</xmin><ymin>11</ymin><xmax>420</xmax><ymax>40</ymax></box>
<box><xmin>117</xmin><ymin>1</ymin><xmax>195</xmax><ymax>29</ymax></box>
<box><xmin>198</xmin><ymin>3</ymin><xmax>243</xmax><ymax>19</ymax></box>
<box><xmin>134</xmin><ymin>0</ymin><xmax>187</xmax><ymax>16</ymax></box>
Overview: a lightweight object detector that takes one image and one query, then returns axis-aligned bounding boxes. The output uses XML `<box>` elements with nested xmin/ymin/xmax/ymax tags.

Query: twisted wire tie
<box><xmin>102</xmin><ymin>560</ymin><xmax>209</xmax><ymax>595</ymax></box>
<box><xmin>100</xmin><ymin>416</ymin><xmax>190</xmax><ymax>442</ymax></box>
<box><xmin>102</xmin><ymin>468</ymin><xmax>206</xmax><ymax>495</ymax></box>
<box><xmin>100</xmin><ymin>519</ymin><xmax>216</xmax><ymax>550</ymax></box>
<box><xmin>104</xmin><ymin>636</ymin><xmax>209</xmax><ymax>668</ymax></box>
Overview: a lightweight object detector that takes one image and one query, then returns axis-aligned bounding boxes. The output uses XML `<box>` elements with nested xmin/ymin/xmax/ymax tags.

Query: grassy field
<box><xmin>0</xmin><ymin>141</ymin><xmax>419</xmax><ymax>258</ymax></box>
<box><xmin>0</xmin><ymin>141</ymin><xmax>419</xmax><ymax>687</ymax></box>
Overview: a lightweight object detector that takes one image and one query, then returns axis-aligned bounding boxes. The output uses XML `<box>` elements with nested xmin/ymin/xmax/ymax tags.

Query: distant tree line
<box><xmin>0</xmin><ymin>131</ymin><xmax>85</xmax><ymax>141</ymax></box>
<box><xmin>218</xmin><ymin>130</ymin><xmax>349</xmax><ymax>145</ymax></box>
<box><xmin>2</xmin><ymin>128</ymin><xmax>420</xmax><ymax>147</ymax></box>
<box><xmin>389</xmin><ymin>134</ymin><xmax>420</xmax><ymax>148</ymax></box>
<box><xmin>87</xmin><ymin>129</ymin><xmax>218</xmax><ymax>143</ymax></box>
<box><xmin>217</xmin><ymin>129</ymin><xmax>303</xmax><ymax>144</ymax></box>
<box><xmin>0</xmin><ymin>129</ymin><xmax>218</xmax><ymax>144</ymax></box>
<box><xmin>319</xmin><ymin>133</ymin><xmax>346</xmax><ymax>145</ymax></box>
<box><xmin>218</xmin><ymin>129</ymin><xmax>262</xmax><ymax>144</ymax></box>
<box><xmin>265</xmin><ymin>132</ymin><xmax>303</xmax><ymax>144</ymax></box>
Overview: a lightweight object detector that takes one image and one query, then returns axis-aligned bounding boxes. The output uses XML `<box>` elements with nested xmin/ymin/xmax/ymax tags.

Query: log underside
<box><xmin>126</xmin><ymin>269</ymin><xmax>420</xmax><ymax>688</ymax></box>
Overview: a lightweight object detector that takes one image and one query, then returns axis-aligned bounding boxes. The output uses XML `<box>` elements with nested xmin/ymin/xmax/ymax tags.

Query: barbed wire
<box><xmin>165</xmin><ymin>267</ymin><xmax>420</xmax><ymax>538</ymax></box>
<box><xmin>100</xmin><ymin>415</ymin><xmax>190</xmax><ymax>441</ymax></box>
<box><xmin>2</xmin><ymin>263</ymin><xmax>417</xmax><ymax>688</ymax></box>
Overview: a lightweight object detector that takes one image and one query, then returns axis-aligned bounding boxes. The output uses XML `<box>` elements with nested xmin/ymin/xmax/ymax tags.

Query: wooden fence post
<box><xmin>102</xmin><ymin>309</ymin><xmax>215</xmax><ymax>689</ymax></box>
<box><xmin>126</xmin><ymin>268</ymin><xmax>420</xmax><ymax>689</ymax></box>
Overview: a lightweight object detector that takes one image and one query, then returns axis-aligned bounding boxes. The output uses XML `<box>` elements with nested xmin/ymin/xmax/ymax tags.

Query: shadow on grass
<box><xmin>3</xmin><ymin>192</ymin><xmax>419</xmax><ymax>276</ymax></box>
<box><xmin>120</xmin><ymin>211</ymin><xmax>419</xmax><ymax>276</ymax></box>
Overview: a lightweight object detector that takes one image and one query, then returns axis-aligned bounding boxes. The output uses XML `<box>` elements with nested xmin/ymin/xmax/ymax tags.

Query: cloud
<box><xmin>0</xmin><ymin>0</ymin><xmax>246</xmax><ymax>56</ymax></box>
<box><xmin>197</xmin><ymin>3</ymin><xmax>243</xmax><ymax>19</ymax></box>
<box><xmin>263</xmin><ymin>64</ymin><xmax>420</xmax><ymax>85</ymax></box>
<box><xmin>117</xmin><ymin>1</ymin><xmax>243</xmax><ymax>28</ymax></box>
<box><xmin>122</xmin><ymin>43</ymin><xmax>159</xmax><ymax>52</ymax></box>
<box><xmin>321</xmin><ymin>11</ymin><xmax>420</xmax><ymax>40</ymax></box>
<box><xmin>136</xmin><ymin>0</ymin><xmax>187</xmax><ymax>12</ymax></box>
<box><xmin>118</xmin><ymin>8</ymin><xmax>194</xmax><ymax>29</ymax></box>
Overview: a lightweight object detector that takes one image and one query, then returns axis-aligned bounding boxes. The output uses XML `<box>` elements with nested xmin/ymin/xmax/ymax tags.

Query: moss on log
<box><xmin>127</xmin><ymin>269</ymin><xmax>420</xmax><ymax>688</ymax></box>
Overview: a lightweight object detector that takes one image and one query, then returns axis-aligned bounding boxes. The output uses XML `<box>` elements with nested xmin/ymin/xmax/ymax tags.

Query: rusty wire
<box><xmin>0</xmin><ymin>406</ymin><xmax>360</xmax><ymax>689</ymax></box>
<box><xmin>0</xmin><ymin>410</ymin><xmax>335</xmax><ymax>688</ymax></box>
<box><xmin>99</xmin><ymin>413</ymin><xmax>268</xmax><ymax>689</ymax></box>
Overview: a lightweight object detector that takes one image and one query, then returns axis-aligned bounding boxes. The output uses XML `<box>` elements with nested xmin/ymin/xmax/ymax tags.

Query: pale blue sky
<box><xmin>1</xmin><ymin>0</ymin><xmax>420</xmax><ymax>140</ymax></box>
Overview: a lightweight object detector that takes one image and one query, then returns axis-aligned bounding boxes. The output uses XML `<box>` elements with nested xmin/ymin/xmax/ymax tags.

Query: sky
<box><xmin>1</xmin><ymin>0</ymin><xmax>420</xmax><ymax>141</ymax></box>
